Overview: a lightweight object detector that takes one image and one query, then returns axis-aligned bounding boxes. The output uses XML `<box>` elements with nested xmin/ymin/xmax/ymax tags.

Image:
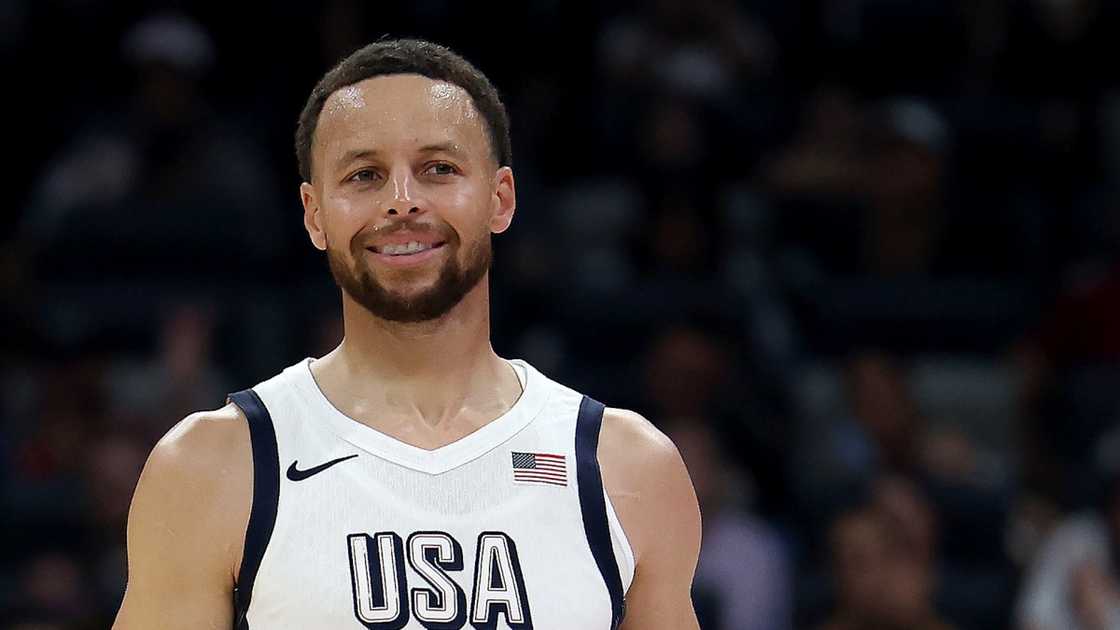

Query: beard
<box><xmin>326</xmin><ymin>227</ymin><xmax>492</xmax><ymax>323</ymax></box>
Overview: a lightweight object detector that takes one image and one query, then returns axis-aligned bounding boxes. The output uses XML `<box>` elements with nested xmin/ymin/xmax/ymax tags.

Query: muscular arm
<box><xmin>113</xmin><ymin>404</ymin><xmax>252</xmax><ymax>630</ymax></box>
<box><xmin>599</xmin><ymin>408</ymin><xmax>702</xmax><ymax>630</ymax></box>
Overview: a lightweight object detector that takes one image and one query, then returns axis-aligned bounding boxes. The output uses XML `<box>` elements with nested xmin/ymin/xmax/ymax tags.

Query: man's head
<box><xmin>296</xmin><ymin>39</ymin><xmax>515</xmax><ymax>323</ymax></box>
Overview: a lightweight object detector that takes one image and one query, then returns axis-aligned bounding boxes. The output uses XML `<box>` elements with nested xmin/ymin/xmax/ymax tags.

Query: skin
<box><xmin>113</xmin><ymin>73</ymin><xmax>701</xmax><ymax>629</ymax></box>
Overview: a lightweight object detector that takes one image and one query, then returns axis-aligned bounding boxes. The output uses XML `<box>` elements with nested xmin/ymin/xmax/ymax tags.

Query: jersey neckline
<box><xmin>290</xmin><ymin>357</ymin><xmax>552</xmax><ymax>475</ymax></box>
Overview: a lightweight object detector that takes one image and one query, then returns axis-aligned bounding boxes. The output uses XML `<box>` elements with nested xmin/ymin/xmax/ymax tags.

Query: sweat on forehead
<box><xmin>325</xmin><ymin>75</ymin><xmax>476</xmax><ymax>113</ymax></box>
<box><xmin>313</xmin><ymin>75</ymin><xmax>488</xmax><ymax>169</ymax></box>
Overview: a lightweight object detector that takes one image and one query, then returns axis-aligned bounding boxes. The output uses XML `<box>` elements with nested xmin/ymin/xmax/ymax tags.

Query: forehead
<box><xmin>315</xmin><ymin>74</ymin><xmax>487</xmax><ymax>164</ymax></box>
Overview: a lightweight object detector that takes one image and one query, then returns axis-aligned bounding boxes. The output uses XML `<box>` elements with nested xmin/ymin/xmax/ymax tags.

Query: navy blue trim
<box><xmin>574</xmin><ymin>396</ymin><xmax>625</xmax><ymax>629</ymax></box>
<box><xmin>228</xmin><ymin>389</ymin><xmax>280</xmax><ymax>630</ymax></box>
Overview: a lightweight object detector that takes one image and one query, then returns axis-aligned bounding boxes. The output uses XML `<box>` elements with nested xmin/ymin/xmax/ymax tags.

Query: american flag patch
<box><xmin>511</xmin><ymin>451</ymin><xmax>567</xmax><ymax>486</ymax></box>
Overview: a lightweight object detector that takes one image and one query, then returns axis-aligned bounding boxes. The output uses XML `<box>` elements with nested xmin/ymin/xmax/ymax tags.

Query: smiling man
<box><xmin>113</xmin><ymin>39</ymin><xmax>701</xmax><ymax>630</ymax></box>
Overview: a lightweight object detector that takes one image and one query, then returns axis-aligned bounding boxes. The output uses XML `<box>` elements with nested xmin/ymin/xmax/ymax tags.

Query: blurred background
<box><xmin>4</xmin><ymin>0</ymin><xmax>1120</xmax><ymax>628</ymax></box>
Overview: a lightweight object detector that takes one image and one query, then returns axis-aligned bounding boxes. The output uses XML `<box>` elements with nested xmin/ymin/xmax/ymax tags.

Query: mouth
<box><xmin>368</xmin><ymin>240</ymin><xmax>447</xmax><ymax>255</ymax></box>
<box><xmin>365</xmin><ymin>241</ymin><xmax>447</xmax><ymax>267</ymax></box>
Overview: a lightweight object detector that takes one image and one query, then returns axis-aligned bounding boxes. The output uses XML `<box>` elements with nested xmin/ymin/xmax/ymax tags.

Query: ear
<box><xmin>489</xmin><ymin>166</ymin><xmax>516</xmax><ymax>234</ymax></box>
<box><xmin>301</xmin><ymin>181</ymin><xmax>328</xmax><ymax>251</ymax></box>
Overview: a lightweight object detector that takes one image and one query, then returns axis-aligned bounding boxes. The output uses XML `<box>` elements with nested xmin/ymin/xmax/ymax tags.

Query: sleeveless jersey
<box><xmin>226</xmin><ymin>357</ymin><xmax>635</xmax><ymax>629</ymax></box>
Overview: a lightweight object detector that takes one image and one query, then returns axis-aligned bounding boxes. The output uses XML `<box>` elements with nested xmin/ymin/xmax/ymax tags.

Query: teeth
<box><xmin>379</xmin><ymin>241</ymin><xmax>434</xmax><ymax>255</ymax></box>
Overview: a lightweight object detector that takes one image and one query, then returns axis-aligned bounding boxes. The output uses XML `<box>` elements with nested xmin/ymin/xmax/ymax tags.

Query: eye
<box><xmin>348</xmin><ymin>169</ymin><xmax>378</xmax><ymax>183</ymax></box>
<box><xmin>425</xmin><ymin>162</ymin><xmax>458</xmax><ymax>176</ymax></box>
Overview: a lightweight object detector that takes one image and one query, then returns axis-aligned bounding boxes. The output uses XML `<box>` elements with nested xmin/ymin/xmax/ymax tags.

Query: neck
<box><xmin>341</xmin><ymin>280</ymin><xmax>494</xmax><ymax>374</ymax></box>
<box><xmin>315</xmin><ymin>277</ymin><xmax>518</xmax><ymax>429</ymax></box>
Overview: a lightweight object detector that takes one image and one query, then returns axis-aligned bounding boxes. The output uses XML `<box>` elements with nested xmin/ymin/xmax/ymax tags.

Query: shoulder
<box><xmin>146</xmin><ymin>401</ymin><xmax>253</xmax><ymax>517</ymax></box>
<box><xmin>156</xmin><ymin>402</ymin><xmax>250</xmax><ymax>458</ymax></box>
<box><xmin>599</xmin><ymin>407</ymin><xmax>679</xmax><ymax>463</ymax></box>
<box><xmin>597</xmin><ymin>408</ymin><xmax>687</xmax><ymax>510</ymax></box>
<box><xmin>116</xmin><ymin>403</ymin><xmax>253</xmax><ymax>625</ymax></box>
<box><xmin>146</xmin><ymin>403</ymin><xmax>253</xmax><ymax>495</ymax></box>
<box><xmin>133</xmin><ymin>403</ymin><xmax>254</xmax><ymax>574</ymax></box>
<box><xmin>597</xmin><ymin>407</ymin><xmax>701</xmax><ymax>566</ymax></box>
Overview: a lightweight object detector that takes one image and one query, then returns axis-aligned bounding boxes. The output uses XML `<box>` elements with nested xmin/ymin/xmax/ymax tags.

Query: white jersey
<box><xmin>227</xmin><ymin>357</ymin><xmax>635</xmax><ymax>630</ymax></box>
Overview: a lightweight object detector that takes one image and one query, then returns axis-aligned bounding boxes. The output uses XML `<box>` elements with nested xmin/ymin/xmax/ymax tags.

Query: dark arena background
<box><xmin>4</xmin><ymin>1</ymin><xmax>1120</xmax><ymax>628</ymax></box>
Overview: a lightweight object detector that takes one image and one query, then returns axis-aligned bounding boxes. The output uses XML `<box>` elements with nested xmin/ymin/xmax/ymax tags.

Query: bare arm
<box><xmin>600</xmin><ymin>408</ymin><xmax>703</xmax><ymax>630</ymax></box>
<box><xmin>113</xmin><ymin>404</ymin><xmax>252</xmax><ymax>630</ymax></box>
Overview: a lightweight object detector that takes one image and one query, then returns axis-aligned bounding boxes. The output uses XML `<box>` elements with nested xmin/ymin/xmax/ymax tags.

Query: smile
<box><xmin>365</xmin><ymin>242</ymin><xmax>447</xmax><ymax>268</ymax></box>
<box><xmin>370</xmin><ymin>240</ymin><xmax>446</xmax><ymax>255</ymax></box>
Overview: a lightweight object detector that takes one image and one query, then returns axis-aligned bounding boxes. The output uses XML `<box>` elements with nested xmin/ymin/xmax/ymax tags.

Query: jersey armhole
<box><xmin>603</xmin><ymin>489</ymin><xmax>636</xmax><ymax>594</ymax></box>
<box><xmin>227</xmin><ymin>388</ymin><xmax>280</xmax><ymax>630</ymax></box>
<box><xmin>575</xmin><ymin>395</ymin><xmax>627</xmax><ymax>629</ymax></box>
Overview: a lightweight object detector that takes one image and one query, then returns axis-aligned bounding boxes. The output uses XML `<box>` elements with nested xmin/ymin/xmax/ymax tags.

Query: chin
<box><xmin>381</xmin><ymin>277</ymin><xmax>444</xmax><ymax>298</ymax></box>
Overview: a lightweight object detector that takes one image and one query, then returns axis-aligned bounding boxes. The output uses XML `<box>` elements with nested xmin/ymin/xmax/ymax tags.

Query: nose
<box><xmin>384</xmin><ymin>168</ymin><xmax>424</xmax><ymax>217</ymax></box>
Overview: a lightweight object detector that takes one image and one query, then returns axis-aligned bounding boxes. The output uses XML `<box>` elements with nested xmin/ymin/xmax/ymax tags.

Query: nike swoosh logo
<box><xmin>286</xmin><ymin>454</ymin><xmax>359</xmax><ymax>481</ymax></box>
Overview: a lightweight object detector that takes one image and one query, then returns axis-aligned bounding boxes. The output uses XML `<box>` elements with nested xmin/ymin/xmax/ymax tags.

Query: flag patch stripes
<box><xmin>511</xmin><ymin>451</ymin><xmax>567</xmax><ymax>486</ymax></box>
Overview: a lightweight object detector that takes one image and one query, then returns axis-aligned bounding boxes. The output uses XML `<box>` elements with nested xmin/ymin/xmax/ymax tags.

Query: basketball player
<box><xmin>113</xmin><ymin>38</ymin><xmax>701</xmax><ymax>629</ymax></box>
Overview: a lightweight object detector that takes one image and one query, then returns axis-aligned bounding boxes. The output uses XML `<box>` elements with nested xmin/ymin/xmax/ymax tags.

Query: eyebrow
<box><xmin>335</xmin><ymin>143</ymin><xmax>467</xmax><ymax>170</ymax></box>
<box><xmin>417</xmin><ymin>142</ymin><xmax>467</xmax><ymax>158</ymax></box>
<box><xmin>337</xmin><ymin>149</ymin><xmax>378</xmax><ymax>169</ymax></box>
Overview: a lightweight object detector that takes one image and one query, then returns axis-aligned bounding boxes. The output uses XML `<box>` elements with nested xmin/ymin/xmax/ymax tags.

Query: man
<box><xmin>113</xmin><ymin>38</ymin><xmax>701</xmax><ymax>629</ymax></box>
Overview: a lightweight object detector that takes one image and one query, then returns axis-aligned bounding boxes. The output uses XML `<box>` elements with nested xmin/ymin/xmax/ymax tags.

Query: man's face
<box><xmin>302</xmin><ymin>74</ymin><xmax>514</xmax><ymax>322</ymax></box>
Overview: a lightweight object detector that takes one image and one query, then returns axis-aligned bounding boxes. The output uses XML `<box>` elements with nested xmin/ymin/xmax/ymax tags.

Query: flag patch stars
<box><xmin>511</xmin><ymin>452</ymin><xmax>567</xmax><ymax>487</ymax></box>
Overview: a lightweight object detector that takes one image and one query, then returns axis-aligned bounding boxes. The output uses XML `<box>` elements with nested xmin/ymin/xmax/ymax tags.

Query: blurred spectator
<box><xmin>83</xmin><ymin>432</ymin><xmax>146</xmax><ymax>617</ymax></box>
<box><xmin>762</xmin><ymin>85</ymin><xmax>865</xmax><ymax>202</ymax></box>
<box><xmin>643</xmin><ymin>325</ymin><xmax>735</xmax><ymax>421</ymax></box>
<box><xmin>794</xmin><ymin>351</ymin><xmax>1016</xmax><ymax>626</ymax></box>
<box><xmin>768</xmin><ymin>97</ymin><xmax>958</xmax><ymax>279</ymax></box>
<box><xmin>592</xmin><ymin>0</ymin><xmax>782</xmax><ymax>182</ymax></box>
<box><xmin>637</xmin><ymin>189</ymin><xmax>720</xmax><ymax>280</ymax></box>
<box><xmin>6</xmin><ymin>358</ymin><xmax>104</xmax><ymax>532</ymax></box>
<box><xmin>793</xmin><ymin>351</ymin><xmax>923</xmax><ymax>512</ymax></box>
<box><xmin>664</xmin><ymin>417</ymin><xmax>792</xmax><ymax>630</ymax></box>
<box><xmin>5</xmin><ymin>551</ymin><xmax>98</xmax><ymax>626</ymax></box>
<box><xmin>1016</xmin><ymin>473</ymin><xmax>1120</xmax><ymax>630</ymax></box>
<box><xmin>860</xmin><ymin>99</ymin><xmax>950</xmax><ymax>277</ymax></box>
<box><xmin>1016</xmin><ymin>258</ymin><xmax>1120</xmax><ymax>505</ymax></box>
<box><xmin>104</xmin><ymin>301</ymin><xmax>231</xmax><ymax>443</ymax></box>
<box><xmin>873</xmin><ymin>475</ymin><xmax>938</xmax><ymax>566</ymax></box>
<box><xmin>21</xmin><ymin>12</ymin><xmax>281</xmax><ymax>280</ymax></box>
<box><xmin>599</xmin><ymin>0</ymin><xmax>776</xmax><ymax>103</ymax></box>
<box><xmin>642</xmin><ymin>323</ymin><xmax>794</xmax><ymax>515</ymax></box>
<box><xmin>819</xmin><ymin>493</ymin><xmax>955</xmax><ymax>630</ymax></box>
<box><xmin>844</xmin><ymin>351</ymin><xmax>923</xmax><ymax>473</ymax></box>
<box><xmin>1022</xmin><ymin>260</ymin><xmax>1120</xmax><ymax>370</ymax></box>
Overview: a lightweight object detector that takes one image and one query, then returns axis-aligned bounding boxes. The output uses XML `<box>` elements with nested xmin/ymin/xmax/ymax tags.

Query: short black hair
<box><xmin>295</xmin><ymin>38</ymin><xmax>512</xmax><ymax>182</ymax></box>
